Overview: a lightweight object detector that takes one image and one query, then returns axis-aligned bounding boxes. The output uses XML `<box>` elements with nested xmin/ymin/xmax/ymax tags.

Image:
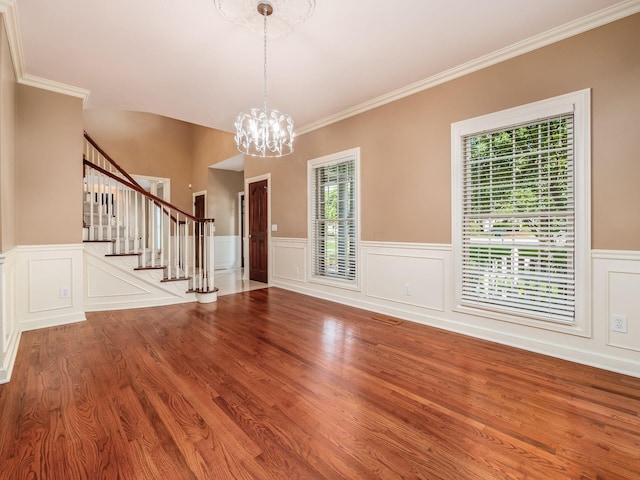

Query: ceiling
<box><xmin>12</xmin><ymin>0</ymin><xmax>636</xmax><ymax>134</ymax></box>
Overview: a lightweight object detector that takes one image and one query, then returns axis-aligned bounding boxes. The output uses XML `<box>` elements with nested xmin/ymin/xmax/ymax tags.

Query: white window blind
<box><xmin>311</xmin><ymin>158</ymin><xmax>357</xmax><ymax>282</ymax></box>
<box><xmin>461</xmin><ymin>114</ymin><xmax>575</xmax><ymax>323</ymax></box>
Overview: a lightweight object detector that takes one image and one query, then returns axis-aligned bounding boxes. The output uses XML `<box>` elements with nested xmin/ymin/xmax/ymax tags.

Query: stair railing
<box><xmin>83</xmin><ymin>144</ymin><xmax>215</xmax><ymax>295</ymax></box>
<box><xmin>83</xmin><ymin>132</ymin><xmax>141</xmax><ymax>186</ymax></box>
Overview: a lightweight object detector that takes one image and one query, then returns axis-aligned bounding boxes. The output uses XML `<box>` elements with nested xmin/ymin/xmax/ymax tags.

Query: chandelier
<box><xmin>215</xmin><ymin>0</ymin><xmax>315</xmax><ymax>157</ymax></box>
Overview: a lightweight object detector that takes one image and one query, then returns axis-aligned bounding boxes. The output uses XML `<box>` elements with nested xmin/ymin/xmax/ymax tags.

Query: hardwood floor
<box><xmin>1</xmin><ymin>288</ymin><xmax>639</xmax><ymax>479</ymax></box>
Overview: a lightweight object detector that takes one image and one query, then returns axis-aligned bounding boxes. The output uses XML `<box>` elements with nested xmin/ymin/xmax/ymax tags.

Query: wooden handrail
<box><xmin>83</xmin><ymin>131</ymin><xmax>141</xmax><ymax>187</ymax></box>
<box><xmin>84</xmin><ymin>159</ymin><xmax>214</xmax><ymax>223</ymax></box>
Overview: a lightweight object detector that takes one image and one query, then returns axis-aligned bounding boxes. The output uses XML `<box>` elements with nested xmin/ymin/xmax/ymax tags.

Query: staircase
<box><xmin>82</xmin><ymin>133</ymin><xmax>217</xmax><ymax>310</ymax></box>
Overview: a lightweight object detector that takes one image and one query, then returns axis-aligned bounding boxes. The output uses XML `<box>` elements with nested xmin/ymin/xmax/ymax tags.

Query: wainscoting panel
<box><xmin>0</xmin><ymin>248</ymin><xmax>19</xmax><ymax>383</ymax></box>
<box><xmin>608</xmin><ymin>272</ymin><xmax>640</xmax><ymax>352</ymax></box>
<box><xmin>272</xmin><ymin>238</ymin><xmax>306</xmax><ymax>283</ymax></box>
<box><xmin>214</xmin><ymin>235</ymin><xmax>241</xmax><ymax>270</ymax></box>
<box><xmin>16</xmin><ymin>244</ymin><xmax>85</xmax><ymax>333</ymax></box>
<box><xmin>593</xmin><ymin>250</ymin><xmax>640</xmax><ymax>354</ymax></box>
<box><xmin>86</xmin><ymin>260</ymin><xmax>153</xmax><ymax>298</ymax></box>
<box><xmin>84</xmin><ymin>243</ymin><xmax>195</xmax><ymax>311</ymax></box>
<box><xmin>29</xmin><ymin>257</ymin><xmax>73</xmax><ymax>312</ymax></box>
<box><xmin>365</xmin><ymin>252</ymin><xmax>444</xmax><ymax>311</ymax></box>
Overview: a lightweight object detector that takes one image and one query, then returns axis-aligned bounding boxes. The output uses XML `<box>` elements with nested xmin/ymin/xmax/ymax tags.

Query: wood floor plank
<box><xmin>1</xmin><ymin>287</ymin><xmax>639</xmax><ymax>479</ymax></box>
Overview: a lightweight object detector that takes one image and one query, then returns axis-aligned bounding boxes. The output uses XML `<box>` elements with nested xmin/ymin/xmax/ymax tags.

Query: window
<box><xmin>452</xmin><ymin>90</ymin><xmax>590</xmax><ymax>331</ymax></box>
<box><xmin>308</xmin><ymin>148</ymin><xmax>360</xmax><ymax>287</ymax></box>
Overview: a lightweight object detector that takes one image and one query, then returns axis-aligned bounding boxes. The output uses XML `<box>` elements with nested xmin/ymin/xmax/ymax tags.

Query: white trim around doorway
<box><xmin>192</xmin><ymin>190</ymin><xmax>207</xmax><ymax>218</ymax></box>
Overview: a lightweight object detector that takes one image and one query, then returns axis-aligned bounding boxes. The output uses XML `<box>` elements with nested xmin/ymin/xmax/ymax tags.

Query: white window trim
<box><xmin>451</xmin><ymin>89</ymin><xmax>591</xmax><ymax>337</ymax></box>
<box><xmin>307</xmin><ymin>147</ymin><xmax>361</xmax><ymax>291</ymax></box>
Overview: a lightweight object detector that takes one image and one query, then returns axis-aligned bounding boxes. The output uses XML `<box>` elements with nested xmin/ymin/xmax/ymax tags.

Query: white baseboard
<box><xmin>20</xmin><ymin>312</ymin><xmax>87</xmax><ymax>333</ymax></box>
<box><xmin>0</xmin><ymin>329</ymin><xmax>20</xmax><ymax>384</ymax></box>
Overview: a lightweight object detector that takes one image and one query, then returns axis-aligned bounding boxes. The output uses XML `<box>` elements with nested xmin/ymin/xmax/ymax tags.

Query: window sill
<box><xmin>452</xmin><ymin>304</ymin><xmax>591</xmax><ymax>338</ymax></box>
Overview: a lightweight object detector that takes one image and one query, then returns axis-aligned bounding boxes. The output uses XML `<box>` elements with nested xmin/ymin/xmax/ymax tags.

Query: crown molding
<box><xmin>0</xmin><ymin>0</ymin><xmax>25</xmax><ymax>79</ymax></box>
<box><xmin>19</xmin><ymin>74</ymin><xmax>90</xmax><ymax>102</ymax></box>
<box><xmin>0</xmin><ymin>0</ymin><xmax>90</xmax><ymax>104</ymax></box>
<box><xmin>297</xmin><ymin>0</ymin><xmax>640</xmax><ymax>135</ymax></box>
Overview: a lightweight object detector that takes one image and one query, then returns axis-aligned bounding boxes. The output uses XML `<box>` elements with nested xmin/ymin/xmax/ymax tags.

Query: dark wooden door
<box><xmin>194</xmin><ymin>194</ymin><xmax>205</xmax><ymax>268</ymax></box>
<box><xmin>248</xmin><ymin>180</ymin><xmax>268</xmax><ymax>283</ymax></box>
<box><xmin>240</xmin><ymin>193</ymin><xmax>245</xmax><ymax>268</ymax></box>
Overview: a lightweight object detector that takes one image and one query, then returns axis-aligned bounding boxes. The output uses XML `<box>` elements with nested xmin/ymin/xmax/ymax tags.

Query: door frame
<box><xmin>131</xmin><ymin>175</ymin><xmax>171</xmax><ymax>201</ymax></box>
<box><xmin>238</xmin><ymin>191</ymin><xmax>245</xmax><ymax>268</ymax></box>
<box><xmin>192</xmin><ymin>190</ymin><xmax>207</xmax><ymax>217</ymax></box>
<box><xmin>244</xmin><ymin>173</ymin><xmax>271</xmax><ymax>282</ymax></box>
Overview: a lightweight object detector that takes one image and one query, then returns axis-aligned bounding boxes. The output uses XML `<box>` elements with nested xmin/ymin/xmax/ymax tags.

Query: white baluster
<box><xmin>141</xmin><ymin>195</ymin><xmax>147</xmax><ymax>266</ymax></box>
<box><xmin>133</xmin><ymin>191</ymin><xmax>139</xmax><ymax>254</ymax></box>
<box><xmin>123</xmin><ymin>187</ymin><xmax>130</xmax><ymax>254</ymax></box>
<box><xmin>88</xmin><ymin>168</ymin><xmax>95</xmax><ymax>241</ymax></box>
<box><xmin>174</xmin><ymin>214</ymin><xmax>180</xmax><ymax>279</ymax></box>
<box><xmin>191</xmin><ymin>220</ymin><xmax>197</xmax><ymax>290</ymax></box>
<box><xmin>160</xmin><ymin>203</ymin><xmax>165</xmax><ymax>271</ymax></box>
<box><xmin>198</xmin><ymin>222</ymin><xmax>205</xmax><ymax>290</ymax></box>
<box><xmin>184</xmin><ymin>218</ymin><xmax>189</xmax><ymax>283</ymax></box>
<box><xmin>110</xmin><ymin>177</ymin><xmax>116</xmax><ymax>251</ymax></box>
<box><xmin>97</xmin><ymin>173</ymin><xmax>104</xmax><ymax>241</ymax></box>
<box><xmin>150</xmin><ymin>199</ymin><xmax>156</xmax><ymax>268</ymax></box>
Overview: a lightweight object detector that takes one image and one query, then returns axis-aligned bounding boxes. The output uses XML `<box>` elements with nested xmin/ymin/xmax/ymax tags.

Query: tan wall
<box><xmin>207</xmin><ymin>169</ymin><xmax>244</xmax><ymax>236</ymax></box>
<box><xmin>245</xmin><ymin>14</ymin><xmax>640</xmax><ymax>250</ymax></box>
<box><xmin>83</xmin><ymin>110</ymin><xmax>196</xmax><ymax>213</ymax></box>
<box><xmin>83</xmin><ymin>111</ymin><xmax>238</xmax><ymax>216</ymax></box>
<box><xmin>191</xmin><ymin>125</ymin><xmax>238</xmax><ymax>193</ymax></box>
<box><xmin>16</xmin><ymin>85</ymin><xmax>83</xmax><ymax>245</ymax></box>
<box><xmin>0</xmin><ymin>19</ymin><xmax>16</xmax><ymax>252</ymax></box>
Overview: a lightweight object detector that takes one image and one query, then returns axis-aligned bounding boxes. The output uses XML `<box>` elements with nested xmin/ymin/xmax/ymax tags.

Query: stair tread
<box><xmin>161</xmin><ymin>276</ymin><xmax>191</xmax><ymax>283</ymax></box>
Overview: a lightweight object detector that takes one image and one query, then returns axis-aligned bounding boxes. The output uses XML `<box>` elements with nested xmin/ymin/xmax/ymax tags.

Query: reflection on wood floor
<box><xmin>1</xmin><ymin>287</ymin><xmax>639</xmax><ymax>479</ymax></box>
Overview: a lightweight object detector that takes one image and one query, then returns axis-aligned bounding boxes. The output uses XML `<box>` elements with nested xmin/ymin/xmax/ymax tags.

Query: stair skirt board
<box><xmin>84</xmin><ymin>244</ymin><xmax>197</xmax><ymax>311</ymax></box>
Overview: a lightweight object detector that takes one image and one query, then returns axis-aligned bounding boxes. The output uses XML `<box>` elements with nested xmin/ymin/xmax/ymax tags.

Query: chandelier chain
<box><xmin>263</xmin><ymin>4</ymin><xmax>268</xmax><ymax>112</ymax></box>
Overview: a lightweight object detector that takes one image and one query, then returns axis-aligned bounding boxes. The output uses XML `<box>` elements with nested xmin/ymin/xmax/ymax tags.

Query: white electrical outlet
<box><xmin>403</xmin><ymin>283</ymin><xmax>412</xmax><ymax>296</ymax></box>
<box><xmin>59</xmin><ymin>287</ymin><xmax>70</xmax><ymax>299</ymax></box>
<box><xmin>611</xmin><ymin>314</ymin><xmax>628</xmax><ymax>333</ymax></box>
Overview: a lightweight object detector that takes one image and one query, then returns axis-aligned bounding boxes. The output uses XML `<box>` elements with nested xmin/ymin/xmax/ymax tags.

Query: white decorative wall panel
<box><xmin>272</xmin><ymin>239</ymin><xmax>306</xmax><ymax>282</ymax></box>
<box><xmin>84</xmin><ymin>242</ymin><xmax>195</xmax><ymax>311</ymax></box>
<box><xmin>29</xmin><ymin>257</ymin><xmax>73</xmax><ymax>312</ymax></box>
<box><xmin>592</xmin><ymin>251</ymin><xmax>640</xmax><ymax>357</ymax></box>
<box><xmin>0</xmin><ymin>249</ymin><xmax>19</xmax><ymax>383</ymax></box>
<box><xmin>86</xmin><ymin>261</ymin><xmax>152</xmax><ymax>297</ymax></box>
<box><xmin>214</xmin><ymin>235</ymin><xmax>241</xmax><ymax>270</ymax></box>
<box><xmin>365</xmin><ymin>252</ymin><xmax>444</xmax><ymax>311</ymax></box>
<box><xmin>608</xmin><ymin>271</ymin><xmax>640</xmax><ymax>352</ymax></box>
<box><xmin>16</xmin><ymin>245</ymin><xmax>85</xmax><ymax>333</ymax></box>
